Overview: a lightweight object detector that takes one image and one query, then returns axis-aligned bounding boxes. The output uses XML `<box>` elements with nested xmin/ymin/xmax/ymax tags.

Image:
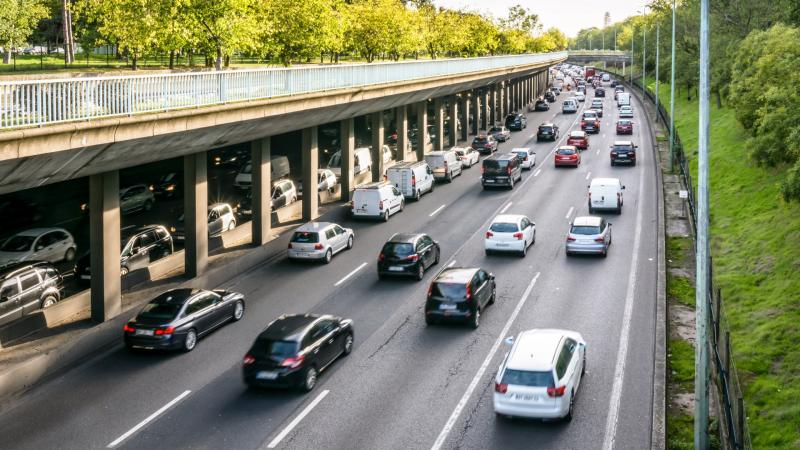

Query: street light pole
<box><xmin>655</xmin><ymin>19</ymin><xmax>660</xmax><ymax>123</ymax></box>
<box><xmin>669</xmin><ymin>0</ymin><xmax>676</xmax><ymax>173</ymax></box>
<box><xmin>695</xmin><ymin>0</ymin><xmax>711</xmax><ymax>446</ymax></box>
<box><xmin>642</xmin><ymin>19</ymin><xmax>646</xmax><ymax>100</ymax></box>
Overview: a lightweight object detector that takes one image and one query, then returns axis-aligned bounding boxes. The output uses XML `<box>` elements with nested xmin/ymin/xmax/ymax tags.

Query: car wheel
<box><xmin>447</xmin><ymin>172</ymin><xmax>453</xmax><ymax>183</ymax></box>
<box><xmin>582</xmin><ymin>355</ymin><xmax>587</xmax><ymax>376</ymax></box>
<box><xmin>183</xmin><ymin>329</ymin><xmax>197</xmax><ymax>352</ymax></box>
<box><xmin>143</xmin><ymin>200</ymin><xmax>153</xmax><ymax>211</ymax></box>
<box><xmin>41</xmin><ymin>295</ymin><xmax>58</xmax><ymax>308</ymax></box>
<box><xmin>488</xmin><ymin>289</ymin><xmax>496</xmax><ymax>305</ymax></box>
<box><xmin>416</xmin><ymin>263</ymin><xmax>425</xmax><ymax>281</ymax></box>
<box><xmin>509</xmin><ymin>178</ymin><xmax>515</xmax><ymax>190</ymax></box>
<box><xmin>383</xmin><ymin>211</ymin><xmax>390</xmax><ymax>222</ymax></box>
<box><xmin>399</xmin><ymin>200</ymin><xmax>405</xmax><ymax>212</ymax></box>
<box><xmin>425</xmin><ymin>315</ymin><xmax>436</xmax><ymax>326</ymax></box>
<box><xmin>433</xmin><ymin>248</ymin><xmax>440</xmax><ymax>265</ymax></box>
<box><xmin>63</xmin><ymin>247</ymin><xmax>76</xmax><ymax>262</ymax></box>
<box><xmin>471</xmin><ymin>308</ymin><xmax>481</xmax><ymax>329</ymax></box>
<box><xmin>228</xmin><ymin>220</ymin><xmax>236</xmax><ymax>231</ymax></box>
<box><xmin>232</xmin><ymin>300</ymin><xmax>245</xmax><ymax>321</ymax></box>
<box><xmin>323</xmin><ymin>249</ymin><xmax>333</xmax><ymax>264</ymax></box>
<box><xmin>121</xmin><ymin>266</ymin><xmax>129</xmax><ymax>276</ymax></box>
<box><xmin>347</xmin><ymin>235</ymin><xmax>354</xmax><ymax>250</ymax></box>
<box><xmin>378</xmin><ymin>272</ymin><xmax>386</xmax><ymax>280</ymax></box>
<box><xmin>415</xmin><ymin>189</ymin><xmax>421</xmax><ymax>201</ymax></box>
<box><xmin>302</xmin><ymin>366</ymin><xmax>318</xmax><ymax>392</ymax></box>
<box><xmin>532</xmin><ymin>231</ymin><xmax>536</xmax><ymax>245</ymax></box>
<box><xmin>611</xmin><ymin>161</ymin><xmax>616</xmax><ymax>167</ymax></box>
<box><xmin>429</xmin><ymin>182</ymin><xmax>435</xmax><ymax>193</ymax></box>
<box><xmin>520</xmin><ymin>242</ymin><xmax>527</xmax><ymax>257</ymax></box>
<box><xmin>602</xmin><ymin>246</ymin><xmax>608</xmax><ymax>258</ymax></box>
<box><xmin>343</xmin><ymin>333</ymin><xmax>354</xmax><ymax>356</ymax></box>
<box><xmin>565</xmin><ymin>391</ymin><xmax>575</xmax><ymax>422</ymax></box>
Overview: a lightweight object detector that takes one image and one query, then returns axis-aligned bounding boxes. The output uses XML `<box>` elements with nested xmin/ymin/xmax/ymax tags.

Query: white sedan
<box><xmin>511</xmin><ymin>148</ymin><xmax>536</xmax><ymax>170</ymax></box>
<box><xmin>574</xmin><ymin>92</ymin><xmax>586</xmax><ymax>102</ymax></box>
<box><xmin>619</xmin><ymin>105</ymin><xmax>634</xmax><ymax>118</ymax></box>
<box><xmin>0</xmin><ymin>228</ymin><xmax>77</xmax><ymax>266</ymax></box>
<box><xmin>485</xmin><ymin>214</ymin><xmax>536</xmax><ymax>257</ymax></box>
<box><xmin>454</xmin><ymin>147</ymin><xmax>480</xmax><ymax>168</ymax></box>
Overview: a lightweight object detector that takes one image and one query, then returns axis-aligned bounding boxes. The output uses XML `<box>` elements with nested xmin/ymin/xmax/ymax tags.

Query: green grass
<box><xmin>668</xmin><ymin>275</ymin><xmax>695</xmax><ymax>308</ymax></box>
<box><xmin>604</xmin><ymin>65</ymin><xmax>800</xmax><ymax>447</ymax></box>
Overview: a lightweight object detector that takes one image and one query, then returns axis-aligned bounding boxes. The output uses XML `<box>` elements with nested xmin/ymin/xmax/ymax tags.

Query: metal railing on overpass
<box><xmin>0</xmin><ymin>52</ymin><xmax>566</xmax><ymax>131</ymax></box>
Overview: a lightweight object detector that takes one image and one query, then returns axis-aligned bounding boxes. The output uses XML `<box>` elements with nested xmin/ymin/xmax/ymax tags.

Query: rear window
<box><xmin>138</xmin><ymin>302</ymin><xmax>182</xmax><ymax>320</ymax></box>
<box><xmin>556</xmin><ymin>148</ymin><xmax>576</xmax><ymax>155</ymax></box>
<box><xmin>431</xmin><ymin>282</ymin><xmax>467</xmax><ymax>300</ymax></box>
<box><xmin>571</xmin><ymin>225</ymin><xmax>602</xmax><ymax>235</ymax></box>
<box><xmin>291</xmin><ymin>231</ymin><xmax>319</xmax><ymax>243</ymax></box>
<box><xmin>483</xmin><ymin>159</ymin><xmax>509</xmax><ymax>173</ymax></box>
<box><xmin>254</xmin><ymin>339</ymin><xmax>299</xmax><ymax>358</ymax></box>
<box><xmin>490</xmin><ymin>222</ymin><xmax>519</xmax><ymax>232</ymax></box>
<box><xmin>489</xmin><ymin>127</ymin><xmax>502</xmax><ymax>132</ymax></box>
<box><xmin>501</xmin><ymin>369</ymin><xmax>555</xmax><ymax>388</ymax></box>
<box><xmin>539</xmin><ymin>126</ymin><xmax>553</xmax><ymax>132</ymax></box>
<box><xmin>472</xmin><ymin>137</ymin><xmax>488</xmax><ymax>144</ymax></box>
<box><xmin>569</xmin><ymin>132</ymin><xmax>584</xmax><ymax>138</ymax></box>
<box><xmin>613</xmin><ymin>144</ymin><xmax>634</xmax><ymax>151</ymax></box>
<box><xmin>382</xmin><ymin>242</ymin><xmax>414</xmax><ymax>257</ymax></box>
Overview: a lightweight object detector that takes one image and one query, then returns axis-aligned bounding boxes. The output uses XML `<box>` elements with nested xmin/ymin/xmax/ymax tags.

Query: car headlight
<box><xmin>149</xmin><ymin>185</ymin><xmax>154</xmax><ymax>191</ymax></box>
<box><xmin>170</xmin><ymin>226</ymin><xmax>176</xmax><ymax>233</ymax></box>
<box><xmin>165</xmin><ymin>185</ymin><xmax>175</xmax><ymax>191</ymax></box>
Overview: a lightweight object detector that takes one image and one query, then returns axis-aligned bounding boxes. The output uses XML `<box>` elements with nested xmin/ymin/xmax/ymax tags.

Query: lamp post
<box><xmin>669</xmin><ymin>0</ymin><xmax>676</xmax><ymax>173</ymax></box>
<box><xmin>655</xmin><ymin>17</ymin><xmax>660</xmax><ymax>123</ymax></box>
<box><xmin>642</xmin><ymin>8</ymin><xmax>647</xmax><ymax>100</ymax></box>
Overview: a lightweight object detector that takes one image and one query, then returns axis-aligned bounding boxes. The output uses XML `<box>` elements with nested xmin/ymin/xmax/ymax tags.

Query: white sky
<box><xmin>434</xmin><ymin>0</ymin><xmax>650</xmax><ymax>37</ymax></box>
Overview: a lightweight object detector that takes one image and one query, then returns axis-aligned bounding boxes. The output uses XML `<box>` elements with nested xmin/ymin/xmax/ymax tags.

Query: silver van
<box><xmin>424</xmin><ymin>150</ymin><xmax>462</xmax><ymax>182</ymax></box>
<box><xmin>385</xmin><ymin>161</ymin><xmax>435</xmax><ymax>200</ymax></box>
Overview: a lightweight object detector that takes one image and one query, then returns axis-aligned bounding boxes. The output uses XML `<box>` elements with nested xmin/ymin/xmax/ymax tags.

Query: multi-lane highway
<box><xmin>0</xmin><ymin>76</ymin><xmax>660</xmax><ymax>450</ymax></box>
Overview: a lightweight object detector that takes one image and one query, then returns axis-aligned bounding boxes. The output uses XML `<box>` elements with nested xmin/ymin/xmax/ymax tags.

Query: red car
<box><xmin>554</xmin><ymin>146</ymin><xmax>581</xmax><ymax>167</ymax></box>
<box><xmin>567</xmin><ymin>131</ymin><xmax>589</xmax><ymax>149</ymax></box>
<box><xmin>616</xmin><ymin>119</ymin><xmax>633</xmax><ymax>135</ymax></box>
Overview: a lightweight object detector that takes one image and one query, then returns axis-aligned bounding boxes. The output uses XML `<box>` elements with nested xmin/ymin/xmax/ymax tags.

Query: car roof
<box><xmin>388</xmin><ymin>233</ymin><xmax>423</xmax><ymax>243</ymax></box>
<box><xmin>389</xmin><ymin>161</ymin><xmax>428</xmax><ymax>169</ymax></box>
<box><xmin>151</xmin><ymin>288</ymin><xmax>203</xmax><ymax>304</ymax></box>
<box><xmin>572</xmin><ymin>216</ymin><xmax>603</xmax><ymax>227</ymax></box>
<box><xmin>9</xmin><ymin>227</ymin><xmax>69</xmax><ymax>237</ymax></box>
<box><xmin>590</xmin><ymin>177</ymin><xmax>621</xmax><ymax>186</ymax></box>
<box><xmin>295</xmin><ymin>222</ymin><xmax>335</xmax><ymax>232</ymax></box>
<box><xmin>492</xmin><ymin>214</ymin><xmax>525</xmax><ymax>223</ymax></box>
<box><xmin>209</xmin><ymin>202</ymin><xmax>231</xmax><ymax>210</ymax></box>
<box><xmin>434</xmin><ymin>267</ymin><xmax>478</xmax><ymax>284</ymax></box>
<box><xmin>511</xmin><ymin>147</ymin><xmax>532</xmax><ymax>153</ymax></box>
<box><xmin>569</xmin><ymin>131</ymin><xmax>586</xmax><ymax>136</ymax></box>
<box><xmin>539</xmin><ymin>122</ymin><xmax>555</xmax><ymax>127</ymax></box>
<box><xmin>357</xmin><ymin>181</ymin><xmax>390</xmax><ymax>190</ymax></box>
<box><xmin>259</xmin><ymin>314</ymin><xmax>328</xmax><ymax>341</ymax></box>
<box><xmin>426</xmin><ymin>151</ymin><xmax>447</xmax><ymax>156</ymax></box>
<box><xmin>0</xmin><ymin>261</ymin><xmax>54</xmax><ymax>279</ymax></box>
<box><xmin>507</xmin><ymin>329</ymin><xmax>569</xmax><ymax>371</ymax></box>
<box><xmin>558</xmin><ymin>145</ymin><xmax>578</xmax><ymax>150</ymax></box>
<box><xmin>485</xmin><ymin>153</ymin><xmax>517</xmax><ymax>161</ymax></box>
<box><xmin>121</xmin><ymin>225</ymin><xmax>165</xmax><ymax>240</ymax></box>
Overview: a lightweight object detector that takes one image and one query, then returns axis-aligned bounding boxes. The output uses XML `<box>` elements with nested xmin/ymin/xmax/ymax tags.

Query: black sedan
<box><xmin>536</xmin><ymin>123</ymin><xmax>560</xmax><ymax>142</ymax></box>
<box><xmin>424</xmin><ymin>267</ymin><xmax>496</xmax><ymax>329</ymax></box>
<box><xmin>377</xmin><ymin>233</ymin><xmax>440</xmax><ymax>280</ymax></box>
<box><xmin>124</xmin><ymin>288</ymin><xmax>245</xmax><ymax>352</ymax></box>
<box><xmin>243</xmin><ymin>314</ymin><xmax>354</xmax><ymax>392</ymax></box>
<box><xmin>595</xmin><ymin>87</ymin><xmax>606</xmax><ymax>97</ymax></box>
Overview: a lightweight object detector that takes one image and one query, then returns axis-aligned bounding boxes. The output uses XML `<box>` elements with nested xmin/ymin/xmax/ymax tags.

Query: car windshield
<box><xmin>483</xmin><ymin>160</ymin><xmax>509</xmax><ymax>174</ymax></box>
<box><xmin>473</xmin><ymin>137</ymin><xmax>488</xmax><ymax>144</ymax></box>
<box><xmin>557</xmin><ymin>148</ymin><xmax>576</xmax><ymax>155</ymax></box>
<box><xmin>571</xmin><ymin>225</ymin><xmax>602</xmax><ymax>235</ymax></box>
<box><xmin>501</xmin><ymin>369</ymin><xmax>555</xmax><ymax>387</ymax></box>
<box><xmin>138</xmin><ymin>302</ymin><xmax>182</xmax><ymax>320</ymax></box>
<box><xmin>1</xmin><ymin>235</ymin><xmax>34</xmax><ymax>252</ymax></box>
<box><xmin>161</xmin><ymin>173</ymin><xmax>176</xmax><ymax>183</ymax></box>
<box><xmin>382</xmin><ymin>242</ymin><xmax>414</xmax><ymax>257</ymax></box>
<box><xmin>489</xmin><ymin>127</ymin><xmax>502</xmax><ymax>132</ymax></box>
<box><xmin>241</xmin><ymin>163</ymin><xmax>252</xmax><ymax>174</ymax></box>
<box><xmin>431</xmin><ymin>282</ymin><xmax>467</xmax><ymax>299</ymax></box>
<box><xmin>455</xmin><ymin>150</ymin><xmax>465</xmax><ymax>157</ymax></box>
<box><xmin>614</xmin><ymin>145</ymin><xmax>633</xmax><ymax>151</ymax></box>
<box><xmin>291</xmin><ymin>231</ymin><xmax>319</xmax><ymax>243</ymax></box>
<box><xmin>490</xmin><ymin>222</ymin><xmax>519</xmax><ymax>232</ymax></box>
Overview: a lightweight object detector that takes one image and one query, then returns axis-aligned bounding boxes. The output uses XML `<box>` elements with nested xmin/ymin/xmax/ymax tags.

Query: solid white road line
<box><xmin>585</xmin><ymin>171</ymin><xmax>592</xmax><ymax>180</ymax></box>
<box><xmin>431</xmin><ymin>272</ymin><xmax>541</xmax><ymax>450</ymax></box>
<box><xmin>266</xmin><ymin>390</ymin><xmax>330</xmax><ymax>449</ymax></box>
<box><xmin>107</xmin><ymin>390</ymin><xmax>192</xmax><ymax>448</ymax></box>
<box><xmin>597</xmin><ymin>148</ymin><xmax>601</xmax><ymax>155</ymax></box>
<box><xmin>565</xmin><ymin>206</ymin><xmax>574</xmax><ymax>219</ymax></box>
<box><xmin>602</xmin><ymin>130</ymin><xmax>648</xmax><ymax>450</ymax></box>
<box><xmin>446</xmin><ymin>260</ymin><xmax>456</xmax><ymax>268</ymax></box>
<box><xmin>333</xmin><ymin>262</ymin><xmax>367</xmax><ymax>287</ymax></box>
<box><xmin>534</xmin><ymin>169</ymin><xmax>542</xmax><ymax>177</ymax></box>
<box><xmin>429</xmin><ymin>204</ymin><xmax>447</xmax><ymax>217</ymax></box>
<box><xmin>500</xmin><ymin>202</ymin><xmax>513</xmax><ymax>214</ymax></box>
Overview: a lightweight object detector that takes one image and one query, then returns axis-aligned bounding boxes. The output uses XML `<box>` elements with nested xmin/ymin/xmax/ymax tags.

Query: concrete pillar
<box><xmin>89</xmin><ymin>170</ymin><xmax>121</xmax><ymax>322</ymax></box>
<box><xmin>395</xmin><ymin>105</ymin><xmax>408</xmax><ymax>162</ymax></box>
<box><xmin>251</xmin><ymin>137</ymin><xmax>271</xmax><ymax>246</ymax></box>
<box><xmin>448</xmin><ymin>97</ymin><xmax>458</xmax><ymax>146</ymax></box>
<box><xmin>460</xmin><ymin>95</ymin><xmax>470</xmax><ymax>141</ymax></box>
<box><xmin>471</xmin><ymin>92</ymin><xmax>480</xmax><ymax>134</ymax></box>
<box><xmin>489</xmin><ymin>86</ymin><xmax>497</xmax><ymax>125</ymax></box>
<box><xmin>302</xmin><ymin>126</ymin><xmax>319</xmax><ymax>221</ymax></box>
<box><xmin>416</xmin><ymin>101</ymin><xmax>427</xmax><ymax>161</ymax></box>
<box><xmin>498</xmin><ymin>83</ymin><xmax>505</xmax><ymax>119</ymax></box>
<box><xmin>504</xmin><ymin>83</ymin><xmax>511</xmax><ymax>116</ymax></box>
<box><xmin>184</xmin><ymin>152</ymin><xmax>208</xmax><ymax>279</ymax></box>
<box><xmin>370</xmin><ymin>111</ymin><xmax>385</xmax><ymax>181</ymax></box>
<box><xmin>482</xmin><ymin>91</ymin><xmax>490</xmax><ymax>129</ymax></box>
<box><xmin>340</xmin><ymin>118</ymin><xmax>355</xmax><ymax>201</ymax></box>
<box><xmin>433</xmin><ymin>98</ymin><xmax>445</xmax><ymax>151</ymax></box>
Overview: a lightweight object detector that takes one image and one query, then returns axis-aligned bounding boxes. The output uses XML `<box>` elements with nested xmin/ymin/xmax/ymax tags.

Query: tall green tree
<box><xmin>0</xmin><ymin>0</ymin><xmax>50</xmax><ymax>64</ymax></box>
<box><xmin>188</xmin><ymin>0</ymin><xmax>258</xmax><ymax>69</ymax></box>
<box><xmin>75</xmin><ymin>0</ymin><xmax>159</xmax><ymax>69</ymax></box>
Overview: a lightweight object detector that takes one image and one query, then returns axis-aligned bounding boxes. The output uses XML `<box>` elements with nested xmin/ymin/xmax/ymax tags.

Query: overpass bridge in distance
<box><xmin>566</xmin><ymin>50</ymin><xmax>632</xmax><ymax>64</ymax></box>
<box><xmin>0</xmin><ymin>51</ymin><xmax>565</xmax><ymax>324</ymax></box>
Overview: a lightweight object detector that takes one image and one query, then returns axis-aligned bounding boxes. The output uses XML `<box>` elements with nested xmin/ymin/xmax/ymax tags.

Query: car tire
<box><xmin>433</xmin><ymin>247</ymin><xmax>440</xmax><ymax>265</ymax></box>
<box><xmin>447</xmin><ymin>172</ymin><xmax>453</xmax><ymax>183</ymax></box>
<box><xmin>228</xmin><ymin>220</ymin><xmax>236</xmax><ymax>231</ymax></box>
<box><xmin>520</xmin><ymin>242</ymin><xmax>527</xmax><ymax>258</ymax></box>
<box><xmin>183</xmin><ymin>329</ymin><xmax>197</xmax><ymax>352</ymax></box>
<box><xmin>121</xmin><ymin>266</ymin><xmax>129</xmax><ymax>276</ymax></box>
<box><xmin>323</xmin><ymin>249</ymin><xmax>333</xmax><ymax>264</ymax></box>
<box><xmin>378</xmin><ymin>272</ymin><xmax>386</xmax><ymax>280</ymax></box>
<box><xmin>415</xmin><ymin>189</ymin><xmax>421</xmax><ymax>201</ymax></box>
<box><xmin>429</xmin><ymin>182</ymin><xmax>435</xmax><ymax>193</ymax></box>
<box><xmin>41</xmin><ymin>295</ymin><xmax>58</xmax><ymax>308</ymax></box>
<box><xmin>64</xmin><ymin>248</ymin><xmax>76</xmax><ymax>262</ymax></box>
<box><xmin>532</xmin><ymin>231</ymin><xmax>536</xmax><ymax>245</ymax></box>
<box><xmin>565</xmin><ymin>391</ymin><xmax>575</xmax><ymax>422</ymax></box>
<box><xmin>343</xmin><ymin>333</ymin><xmax>354</xmax><ymax>356</ymax></box>
<box><xmin>232</xmin><ymin>300</ymin><xmax>245</xmax><ymax>321</ymax></box>
<box><xmin>302</xmin><ymin>366</ymin><xmax>318</xmax><ymax>392</ymax></box>
<box><xmin>470</xmin><ymin>308</ymin><xmax>481</xmax><ymax>329</ymax></box>
<box><xmin>485</xmin><ymin>249</ymin><xmax>491</xmax><ymax>256</ymax></box>
<box><xmin>347</xmin><ymin>235</ymin><xmax>354</xmax><ymax>250</ymax></box>
<box><xmin>416</xmin><ymin>263</ymin><xmax>425</xmax><ymax>281</ymax></box>
<box><xmin>383</xmin><ymin>211</ymin><xmax>390</xmax><ymax>222</ymax></box>
<box><xmin>602</xmin><ymin>246</ymin><xmax>608</xmax><ymax>258</ymax></box>
<box><xmin>425</xmin><ymin>315</ymin><xmax>436</xmax><ymax>326</ymax></box>
<box><xmin>488</xmin><ymin>289</ymin><xmax>496</xmax><ymax>305</ymax></box>
<box><xmin>399</xmin><ymin>200</ymin><xmax>405</xmax><ymax>212</ymax></box>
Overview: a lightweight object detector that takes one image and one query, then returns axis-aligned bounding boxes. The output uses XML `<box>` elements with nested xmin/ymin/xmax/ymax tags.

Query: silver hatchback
<box><xmin>565</xmin><ymin>216</ymin><xmax>612</xmax><ymax>257</ymax></box>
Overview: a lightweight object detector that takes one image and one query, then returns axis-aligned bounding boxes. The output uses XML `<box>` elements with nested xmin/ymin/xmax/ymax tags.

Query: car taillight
<box><xmin>486</xmin><ymin>231</ymin><xmax>494</xmax><ymax>238</ymax></box>
<box><xmin>567</xmin><ymin>236</ymin><xmax>576</xmax><ymax>241</ymax></box>
<box><xmin>523</xmin><ymin>157</ymin><xmax>528</xmax><ymax>161</ymax></box>
<box><xmin>466</xmin><ymin>283</ymin><xmax>473</xmax><ymax>300</ymax></box>
<box><xmin>630</xmin><ymin>152</ymin><xmax>636</xmax><ymax>158</ymax></box>
<box><xmin>314</xmin><ymin>243</ymin><xmax>324</xmax><ymax>250</ymax></box>
<box><xmin>407</xmin><ymin>254</ymin><xmax>419</xmax><ymax>262</ymax></box>
<box><xmin>617</xmin><ymin>193</ymin><xmax>621</xmax><ymax>201</ymax></box>
<box><xmin>379</xmin><ymin>200</ymin><xmax>384</xmax><ymax>210</ymax></box>
<box><xmin>280</xmin><ymin>355</ymin><xmax>305</xmax><ymax>369</ymax></box>
<box><xmin>123</xmin><ymin>324</ymin><xmax>135</xmax><ymax>333</ymax></box>
<box><xmin>507</xmin><ymin>166</ymin><xmax>512</xmax><ymax>174</ymax></box>
<box><xmin>379</xmin><ymin>253</ymin><xmax>385</xmax><ymax>261</ymax></box>
<box><xmin>288</xmin><ymin>242</ymin><xmax>293</xmax><ymax>249</ymax></box>
<box><xmin>547</xmin><ymin>385</ymin><xmax>567</xmax><ymax>397</ymax></box>
<box><xmin>480</xmin><ymin>166</ymin><xmax>485</xmax><ymax>174</ymax></box>
<box><xmin>154</xmin><ymin>326</ymin><xmax>174</xmax><ymax>336</ymax></box>
<box><xmin>513</xmin><ymin>232</ymin><xmax>524</xmax><ymax>240</ymax></box>
<box><xmin>495</xmin><ymin>382</ymin><xmax>508</xmax><ymax>393</ymax></box>
<box><xmin>581</xmin><ymin>121</ymin><xmax>586</xmax><ymax>126</ymax></box>
<box><xmin>595</xmin><ymin>237</ymin><xmax>605</xmax><ymax>243</ymax></box>
<box><xmin>411</xmin><ymin>174</ymin><xmax>416</xmax><ymax>186</ymax></box>
<box><xmin>243</xmin><ymin>354</ymin><xmax>255</xmax><ymax>365</ymax></box>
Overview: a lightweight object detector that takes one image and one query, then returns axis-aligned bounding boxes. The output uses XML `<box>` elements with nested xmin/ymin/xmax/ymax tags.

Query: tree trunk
<box><xmin>169</xmin><ymin>50</ymin><xmax>175</xmax><ymax>69</ymax></box>
<box><xmin>132</xmin><ymin>54</ymin><xmax>138</xmax><ymax>70</ymax></box>
<box><xmin>3</xmin><ymin>49</ymin><xmax>10</xmax><ymax>64</ymax></box>
<box><xmin>714</xmin><ymin>88</ymin><xmax>722</xmax><ymax>108</ymax></box>
<box><xmin>215</xmin><ymin>46</ymin><xmax>222</xmax><ymax>70</ymax></box>
<box><xmin>320</xmin><ymin>52</ymin><xmax>324</xmax><ymax>64</ymax></box>
<box><xmin>335</xmin><ymin>53</ymin><xmax>339</xmax><ymax>64</ymax></box>
<box><xmin>224</xmin><ymin>54</ymin><xmax>230</xmax><ymax>67</ymax></box>
<box><xmin>62</xmin><ymin>0</ymin><xmax>74</xmax><ymax>64</ymax></box>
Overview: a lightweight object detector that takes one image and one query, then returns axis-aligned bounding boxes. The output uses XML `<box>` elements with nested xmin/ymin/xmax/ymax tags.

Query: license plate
<box><xmin>135</xmin><ymin>329</ymin><xmax>154</xmax><ymax>336</ymax></box>
<box><xmin>514</xmin><ymin>393</ymin><xmax>538</xmax><ymax>401</ymax></box>
<box><xmin>388</xmin><ymin>266</ymin><xmax>403</xmax><ymax>272</ymax></box>
<box><xmin>496</xmin><ymin>243</ymin><xmax>509</xmax><ymax>247</ymax></box>
<box><xmin>80</xmin><ymin>274</ymin><xmax>91</xmax><ymax>280</ymax></box>
<box><xmin>484</xmin><ymin>179</ymin><xmax>494</xmax><ymax>183</ymax></box>
<box><xmin>439</xmin><ymin>304</ymin><xmax>457</xmax><ymax>310</ymax></box>
<box><xmin>579</xmin><ymin>240</ymin><xmax>593</xmax><ymax>244</ymax></box>
<box><xmin>256</xmin><ymin>371</ymin><xmax>278</xmax><ymax>380</ymax></box>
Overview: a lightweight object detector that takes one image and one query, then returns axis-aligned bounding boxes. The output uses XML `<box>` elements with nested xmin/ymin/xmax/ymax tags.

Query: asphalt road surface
<box><xmin>0</xmin><ymin>77</ymin><xmax>660</xmax><ymax>450</ymax></box>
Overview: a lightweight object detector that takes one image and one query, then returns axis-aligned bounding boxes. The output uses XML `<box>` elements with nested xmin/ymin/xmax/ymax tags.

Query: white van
<box><xmin>327</xmin><ymin>147</ymin><xmax>372</xmax><ymax>178</ymax></box>
<box><xmin>562</xmin><ymin>99</ymin><xmax>578</xmax><ymax>113</ymax></box>
<box><xmin>617</xmin><ymin>92</ymin><xmax>631</xmax><ymax>108</ymax></box>
<box><xmin>385</xmin><ymin>161</ymin><xmax>435</xmax><ymax>200</ymax></box>
<box><xmin>351</xmin><ymin>182</ymin><xmax>404</xmax><ymax>221</ymax></box>
<box><xmin>233</xmin><ymin>155</ymin><xmax>291</xmax><ymax>189</ymax></box>
<box><xmin>588</xmin><ymin>177</ymin><xmax>626</xmax><ymax>214</ymax></box>
<box><xmin>424</xmin><ymin>150</ymin><xmax>462</xmax><ymax>182</ymax></box>
<box><xmin>602</xmin><ymin>73</ymin><xmax>611</xmax><ymax>82</ymax></box>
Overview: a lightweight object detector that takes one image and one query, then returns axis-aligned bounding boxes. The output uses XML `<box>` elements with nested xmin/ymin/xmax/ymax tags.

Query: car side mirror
<box><xmin>587</xmin><ymin>185</ymin><xmax>590</xmax><ymax>189</ymax></box>
<box><xmin>503</xmin><ymin>336</ymin><xmax>514</xmax><ymax>347</ymax></box>
<box><xmin>609</xmin><ymin>223</ymin><xmax>613</xmax><ymax>226</ymax></box>
<box><xmin>0</xmin><ymin>295</ymin><xmax>8</xmax><ymax>303</ymax></box>
<box><xmin>488</xmin><ymin>273</ymin><xmax>495</xmax><ymax>280</ymax></box>
<box><xmin>622</xmin><ymin>186</ymin><xmax>626</xmax><ymax>190</ymax></box>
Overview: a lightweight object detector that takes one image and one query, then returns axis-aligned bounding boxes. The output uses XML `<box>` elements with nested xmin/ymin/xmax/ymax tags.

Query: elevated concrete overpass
<box><xmin>567</xmin><ymin>50</ymin><xmax>632</xmax><ymax>64</ymax></box>
<box><xmin>0</xmin><ymin>52</ymin><xmax>565</xmax><ymax>323</ymax></box>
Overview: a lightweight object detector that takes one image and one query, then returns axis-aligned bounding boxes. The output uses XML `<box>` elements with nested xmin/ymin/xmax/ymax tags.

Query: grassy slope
<box><xmin>643</xmin><ymin>78</ymin><xmax>800</xmax><ymax>448</ymax></box>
